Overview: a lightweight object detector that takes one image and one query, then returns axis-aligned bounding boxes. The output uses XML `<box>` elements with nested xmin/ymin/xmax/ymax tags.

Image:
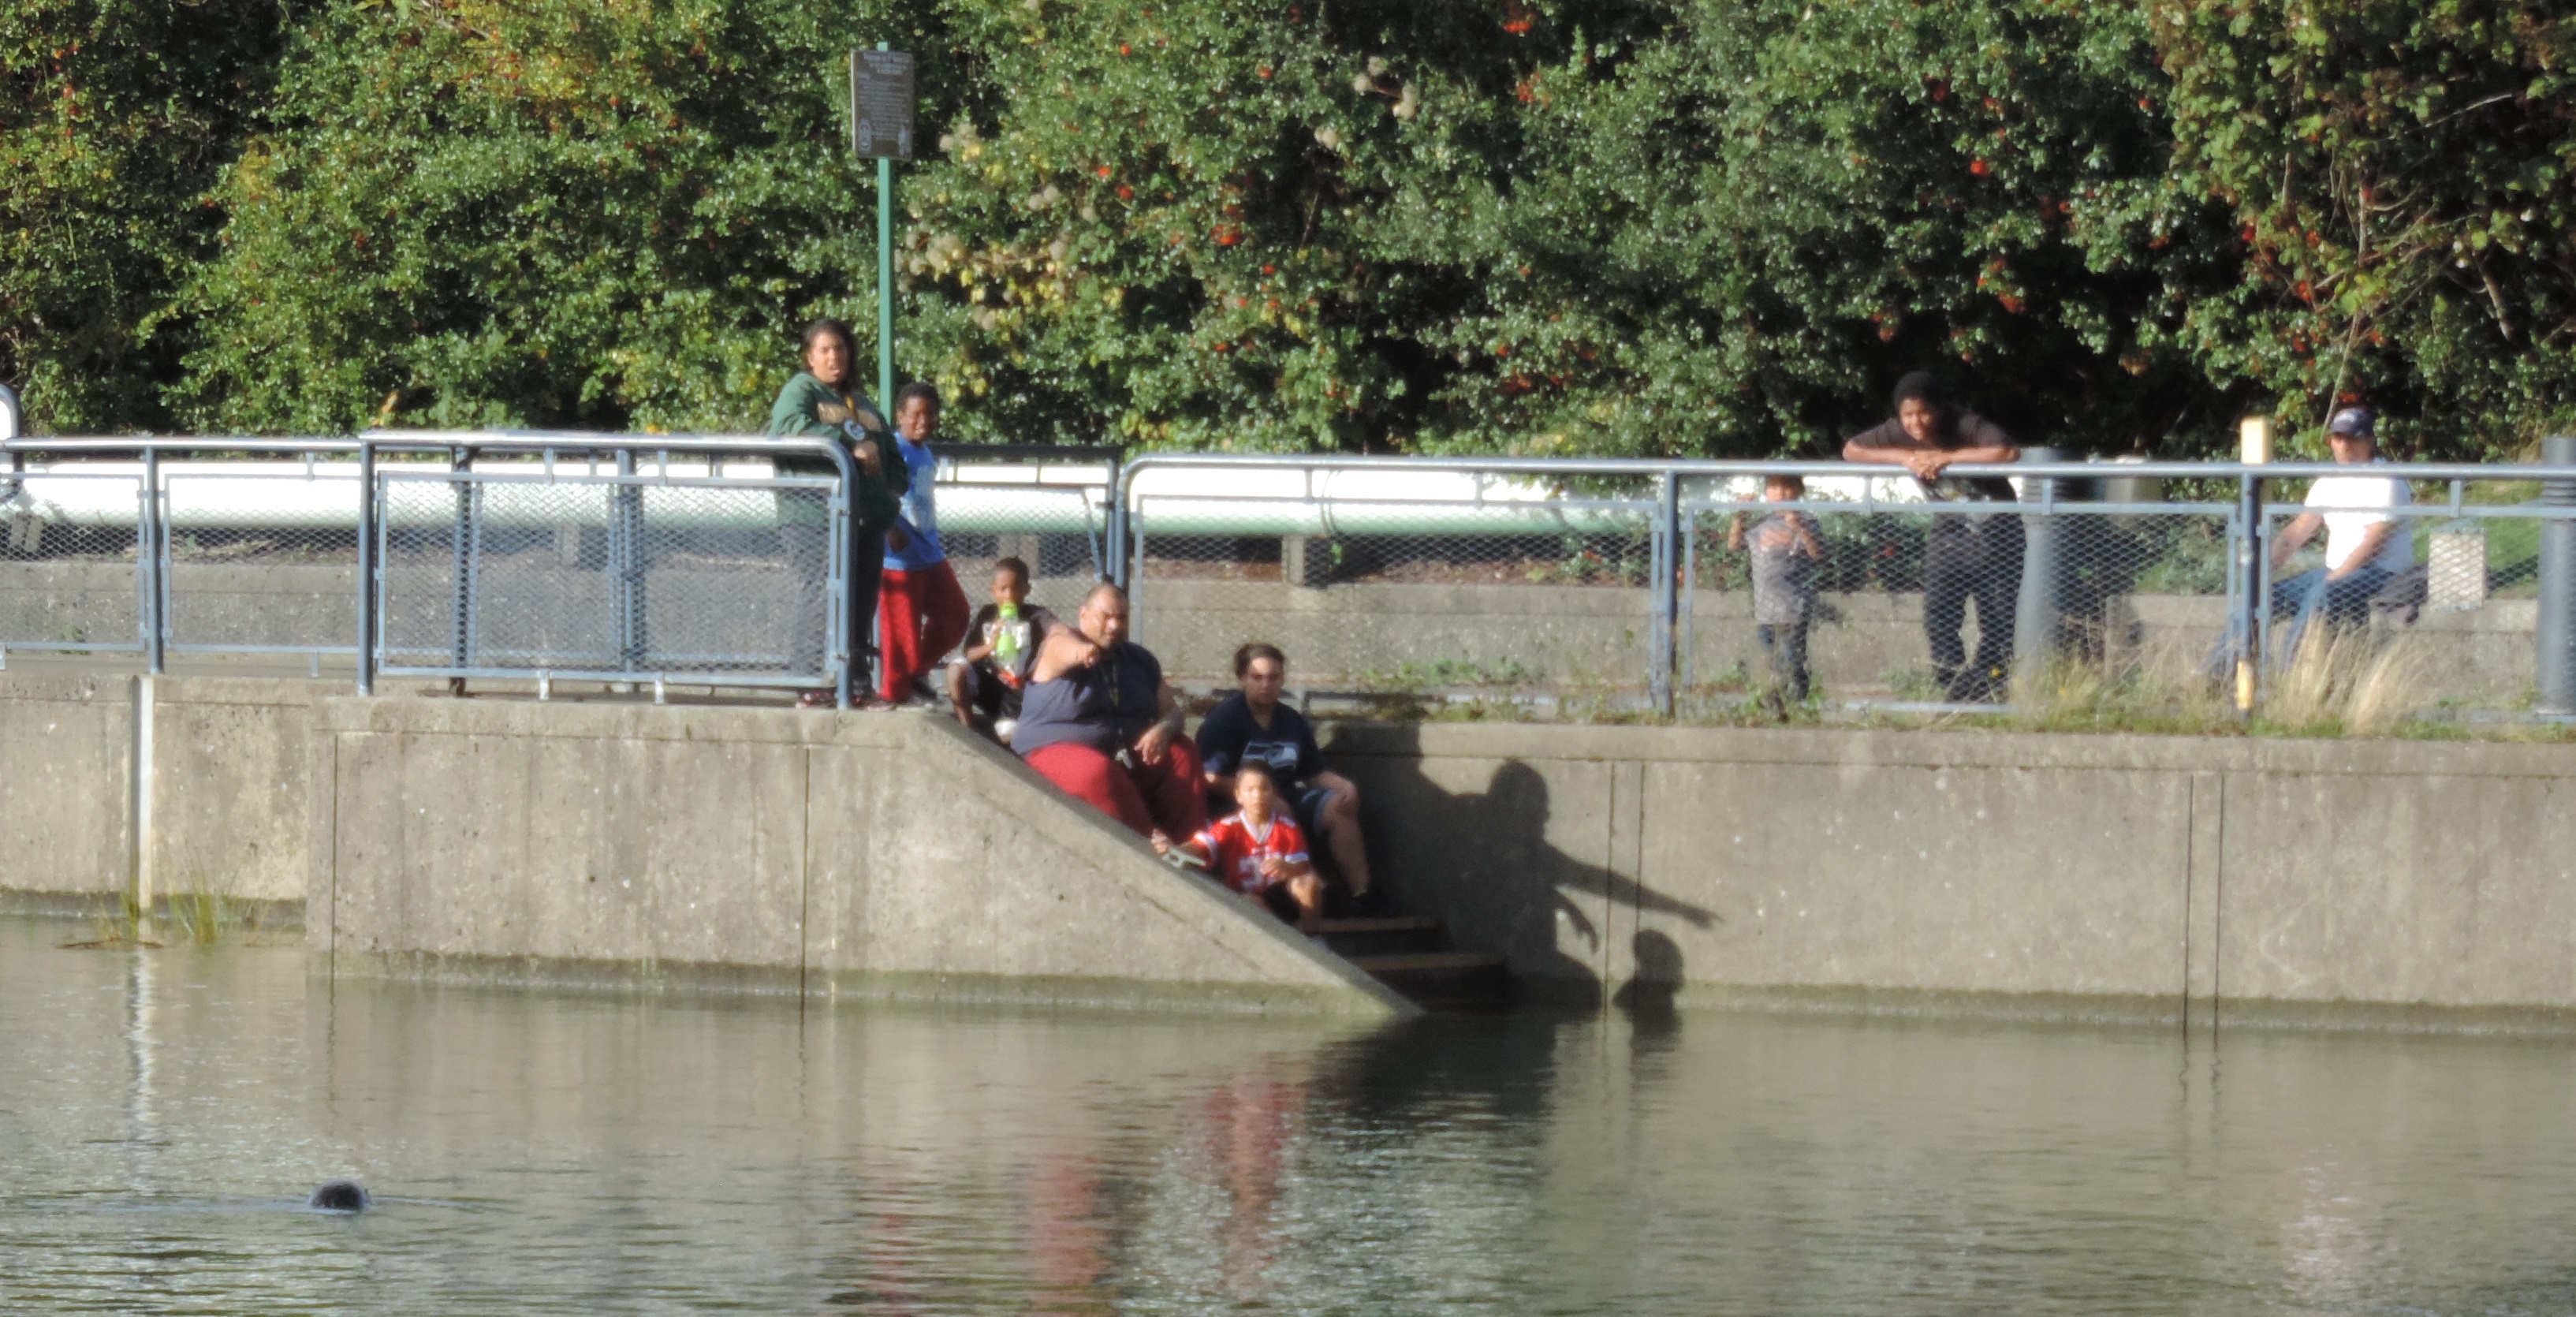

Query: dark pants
<box><xmin>2205</xmin><ymin>565</ymin><xmax>2395</xmax><ymax>673</ymax></box>
<box><xmin>1757</xmin><ymin>621</ymin><xmax>1810</xmax><ymax>702</ymax></box>
<box><xmin>1924</xmin><ymin>516</ymin><xmax>2023</xmax><ymax>702</ymax></box>
<box><xmin>783</xmin><ymin>523</ymin><xmax>885</xmax><ymax>692</ymax></box>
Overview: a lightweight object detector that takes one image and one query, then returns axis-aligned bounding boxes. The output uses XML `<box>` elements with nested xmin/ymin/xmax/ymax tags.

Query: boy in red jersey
<box><xmin>1196</xmin><ymin>760</ymin><xmax>1325</xmax><ymax>938</ymax></box>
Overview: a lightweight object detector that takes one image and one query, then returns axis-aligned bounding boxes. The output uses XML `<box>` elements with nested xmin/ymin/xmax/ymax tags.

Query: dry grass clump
<box><xmin>2007</xmin><ymin>640</ymin><xmax>2235</xmax><ymax>735</ymax></box>
<box><xmin>2266</xmin><ymin>631</ymin><xmax>2435</xmax><ymax>735</ymax></box>
<box><xmin>2004</xmin><ymin>630</ymin><xmax>2440</xmax><ymax>737</ymax></box>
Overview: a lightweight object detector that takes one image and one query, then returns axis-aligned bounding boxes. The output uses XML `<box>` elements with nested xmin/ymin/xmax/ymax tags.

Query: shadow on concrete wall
<box><xmin>1329</xmin><ymin>726</ymin><xmax>1714</xmax><ymax>1011</ymax></box>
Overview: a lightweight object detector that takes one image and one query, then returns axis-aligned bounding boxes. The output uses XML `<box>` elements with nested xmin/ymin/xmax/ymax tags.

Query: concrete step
<box><xmin>1344</xmin><ymin>950</ymin><xmax>1511</xmax><ymax>1011</ymax></box>
<box><xmin>1316</xmin><ymin>915</ymin><xmax>1447</xmax><ymax>958</ymax></box>
<box><xmin>1318</xmin><ymin>915</ymin><xmax>1442</xmax><ymax>935</ymax></box>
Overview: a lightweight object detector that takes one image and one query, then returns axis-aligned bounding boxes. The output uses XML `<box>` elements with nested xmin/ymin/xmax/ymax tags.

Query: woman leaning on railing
<box><xmin>766</xmin><ymin>317</ymin><xmax>909</xmax><ymax>708</ymax></box>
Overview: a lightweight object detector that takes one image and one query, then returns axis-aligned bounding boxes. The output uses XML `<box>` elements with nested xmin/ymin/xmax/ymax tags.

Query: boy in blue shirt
<box><xmin>1195</xmin><ymin>642</ymin><xmax>1386</xmax><ymax>915</ymax></box>
<box><xmin>877</xmin><ymin>382</ymin><xmax>970</xmax><ymax>704</ymax></box>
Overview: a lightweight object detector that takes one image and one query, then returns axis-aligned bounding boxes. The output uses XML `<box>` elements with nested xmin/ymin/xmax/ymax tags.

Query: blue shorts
<box><xmin>1291</xmin><ymin>783</ymin><xmax>1340</xmax><ymax>838</ymax></box>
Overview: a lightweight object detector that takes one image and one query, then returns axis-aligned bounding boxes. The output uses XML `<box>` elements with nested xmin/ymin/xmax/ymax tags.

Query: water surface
<box><xmin>7</xmin><ymin>920</ymin><xmax>2576</xmax><ymax>1314</ymax></box>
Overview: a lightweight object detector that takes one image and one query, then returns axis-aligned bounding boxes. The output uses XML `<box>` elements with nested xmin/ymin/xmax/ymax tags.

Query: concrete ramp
<box><xmin>310</xmin><ymin>697</ymin><xmax>1414</xmax><ymax>1018</ymax></box>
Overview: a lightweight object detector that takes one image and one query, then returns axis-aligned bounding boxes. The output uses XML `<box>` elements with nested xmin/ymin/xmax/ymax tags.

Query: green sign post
<box><xmin>848</xmin><ymin>46</ymin><xmax>916</xmax><ymax>409</ymax></box>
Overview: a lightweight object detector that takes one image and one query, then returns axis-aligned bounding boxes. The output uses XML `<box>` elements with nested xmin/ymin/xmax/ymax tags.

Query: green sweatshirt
<box><xmin>764</xmin><ymin>371</ymin><xmax>908</xmax><ymax>532</ymax></box>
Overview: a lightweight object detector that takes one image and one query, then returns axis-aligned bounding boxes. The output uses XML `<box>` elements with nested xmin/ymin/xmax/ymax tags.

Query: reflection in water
<box><xmin>9</xmin><ymin>920</ymin><xmax>2576</xmax><ymax>1315</ymax></box>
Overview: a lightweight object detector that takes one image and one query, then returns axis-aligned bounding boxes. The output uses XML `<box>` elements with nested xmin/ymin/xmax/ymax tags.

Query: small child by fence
<box><xmin>1727</xmin><ymin>474</ymin><xmax>1825</xmax><ymax>704</ymax></box>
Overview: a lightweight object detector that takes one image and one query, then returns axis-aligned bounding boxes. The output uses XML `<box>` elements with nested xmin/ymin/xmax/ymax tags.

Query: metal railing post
<box><xmin>830</xmin><ymin>466</ymin><xmax>855</xmax><ymax>711</ymax></box>
<box><xmin>613</xmin><ymin>448</ymin><xmax>646</xmax><ymax>672</ymax></box>
<box><xmin>1107</xmin><ymin>460</ymin><xmax>1134</xmax><ymax>591</ymax></box>
<box><xmin>140</xmin><ymin>446</ymin><xmax>165</xmax><ymax>674</ymax></box>
<box><xmin>446</xmin><ymin>447</ymin><xmax>477</xmax><ymax>675</ymax></box>
<box><xmin>356</xmin><ymin>441</ymin><xmax>377</xmax><ymax>695</ymax></box>
<box><xmin>1650</xmin><ymin>469</ymin><xmax>1679</xmax><ymax>714</ymax></box>
<box><xmin>2538</xmin><ymin>435</ymin><xmax>2576</xmax><ymax>714</ymax></box>
<box><xmin>2013</xmin><ymin>446</ymin><xmax>2066</xmax><ymax>683</ymax></box>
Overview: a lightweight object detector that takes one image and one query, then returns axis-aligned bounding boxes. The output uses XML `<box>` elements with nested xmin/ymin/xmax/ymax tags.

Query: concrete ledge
<box><xmin>1326</xmin><ymin>718</ymin><xmax>2576</xmax><ymax>778</ymax></box>
<box><xmin>314</xmin><ymin>697</ymin><xmax>1415</xmax><ymax>1019</ymax></box>
<box><xmin>1322</xmin><ymin>718</ymin><xmax>2576</xmax><ymax>1027</ymax></box>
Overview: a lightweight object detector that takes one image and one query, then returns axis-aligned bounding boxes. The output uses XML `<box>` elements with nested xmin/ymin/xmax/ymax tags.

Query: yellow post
<box><xmin>2234</xmin><ymin>416</ymin><xmax>2272</xmax><ymax>714</ymax></box>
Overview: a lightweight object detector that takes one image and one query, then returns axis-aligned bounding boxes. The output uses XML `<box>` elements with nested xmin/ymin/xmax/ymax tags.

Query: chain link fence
<box><xmin>375</xmin><ymin>465</ymin><xmax>841</xmax><ymax>688</ymax></box>
<box><xmin>1124</xmin><ymin>468</ymin><xmax>1669</xmax><ymax>709</ymax></box>
<box><xmin>0</xmin><ymin>468</ymin><xmax>148</xmax><ymax>658</ymax></box>
<box><xmin>1118</xmin><ymin>455</ymin><xmax>2576</xmax><ymax>729</ymax></box>
<box><xmin>1680</xmin><ymin>473</ymin><xmax>2240</xmax><ymax>711</ymax></box>
<box><xmin>6</xmin><ymin>438</ymin><xmax>2576</xmax><ymax>729</ymax></box>
<box><xmin>160</xmin><ymin>466</ymin><xmax>363</xmax><ymax>664</ymax></box>
<box><xmin>2243</xmin><ymin>472</ymin><xmax>2562</xmax><ymax>726</ymax></box>
<box><xmin>929</xmin><ymin>453</ymin><xmax>1115</xmax><ymax>631</ymax></box>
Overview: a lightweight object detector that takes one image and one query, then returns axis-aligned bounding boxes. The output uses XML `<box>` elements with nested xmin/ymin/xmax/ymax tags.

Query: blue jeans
<box><xmin>2208</xmin><ymin>565</ymin><xmax>2393</xmax><ymax>672</ymax></box>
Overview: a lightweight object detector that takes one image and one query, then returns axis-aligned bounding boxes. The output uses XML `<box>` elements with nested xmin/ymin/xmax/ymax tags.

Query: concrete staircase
<box><xmin>1317</xmin><ymin>914</ymin><xmax>1509</xmax><ymax>1011</ymax></box>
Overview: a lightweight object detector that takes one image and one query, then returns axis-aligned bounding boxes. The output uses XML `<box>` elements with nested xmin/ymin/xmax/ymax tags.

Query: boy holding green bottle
<box><xmin>947</xmin><ymin>557</ymin><xmax>1058</xmax><ymax>745</ymax></box>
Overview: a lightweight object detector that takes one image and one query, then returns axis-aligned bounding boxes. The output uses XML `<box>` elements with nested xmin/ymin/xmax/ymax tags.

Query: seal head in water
<box><xmin>308</xmin><ymin>1180</ymin><xmax>369</xmax><ymax>1212</ymax></box>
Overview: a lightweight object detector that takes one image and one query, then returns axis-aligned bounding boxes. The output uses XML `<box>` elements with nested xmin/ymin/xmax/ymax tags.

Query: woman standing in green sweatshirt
<box><xmin>767</xmin><ymin>317</ymin><xmax>910</xmax><ymax>708</ymax></box>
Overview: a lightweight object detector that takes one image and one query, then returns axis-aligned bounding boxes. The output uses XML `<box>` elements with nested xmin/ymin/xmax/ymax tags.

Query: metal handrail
<box><xmin>1115</xmin><ymin>450</ymin><xmax>2576</xmax><ymax>485</ymax></box>
<box><xmin>1112</xmin><ymin>446</ymin><xmax>2576</xmax><ymax>717</ymax></box>
<box><xmin>11</xmin><ymin>429</ymin><xmax>2576</xmax><ymax>717</ymax></box>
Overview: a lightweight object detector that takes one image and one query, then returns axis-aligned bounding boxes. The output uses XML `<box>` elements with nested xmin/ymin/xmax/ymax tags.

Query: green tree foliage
<box><xmin>2150</xmin><ymin>1</ymin><xmax>2576</xmax><ymax>458</ymax></box>
<box><xmin>900</xmin><ymin>0</ymin><xmax>2242</xmax><ymax>453</ymax></box>
<box><xmin>176</xmin><ymin>0</ymin><xmax>960</xmax><ymax>434</ymax></box>
<box><xmin>2</xmin><ymin>0</ymin><xmax>2568</xmax><ymax>457</ymax></box>
<box><xmin>1</xmin><ymin>0</ymin><xmax>303</xmax><ymax>432</ymax></box>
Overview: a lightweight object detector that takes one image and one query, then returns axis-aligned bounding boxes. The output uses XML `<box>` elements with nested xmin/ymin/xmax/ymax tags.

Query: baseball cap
<box><xmin>2327</xmin><ymin>407</ymin><xmax>2375</xmax><ymax>438</ymax></box>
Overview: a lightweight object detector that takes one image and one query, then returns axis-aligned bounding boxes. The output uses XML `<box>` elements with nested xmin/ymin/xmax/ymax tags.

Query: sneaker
<box><xmin>1346</xmin><ymin>888</ymin><xmax>1393</xmax><ymax>917</ymax></box>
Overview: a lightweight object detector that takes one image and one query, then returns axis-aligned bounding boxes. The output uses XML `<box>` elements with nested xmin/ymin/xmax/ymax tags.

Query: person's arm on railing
<box><xmin>1843</xmin><ymin>413</ymin><xmax>2018</xmax><ymax>483</ymax></box>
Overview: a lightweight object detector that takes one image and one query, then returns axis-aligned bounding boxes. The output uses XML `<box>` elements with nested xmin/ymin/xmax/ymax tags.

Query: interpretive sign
<box><xmin>848</xmin><ymin>48</ymin><xmax>915</xmax><ymax>162</ymax></box>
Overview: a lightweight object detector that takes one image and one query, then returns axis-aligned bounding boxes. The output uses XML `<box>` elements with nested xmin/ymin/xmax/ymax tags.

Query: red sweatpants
<box><xmin>878</xmin><ymin>560</ymin><xmax>971</xmax><ymax>702</ymax></box>
<box><xmin>1023</xmin><ymin>739</ymin><xmax>1209</xmax><ymax>842</ymax></box>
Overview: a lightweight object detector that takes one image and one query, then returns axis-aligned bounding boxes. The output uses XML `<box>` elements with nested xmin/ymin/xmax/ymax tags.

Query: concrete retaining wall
<box><xmin>308</xmin><ymin>697</ymin><xmax>1409</xmax><ymax>1017</ymax></box>
<box><xmin>7</xmin><ymin>666</ymin><xmax>2574</xmax><ymax>1029</ymax></box>
<box><xmin>0</xmin><ymin>675</ymin><xmax>315</xmax><ymax>910</ymax></box>
<box><xmin>1322</xmin><ymin>721</ymin><xmax>2576</xmax><ymax>1027</ymax></box>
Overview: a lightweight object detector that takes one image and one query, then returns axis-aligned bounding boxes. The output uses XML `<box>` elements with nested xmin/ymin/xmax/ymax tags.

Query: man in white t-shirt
<box><xmin>2263</xmin><ymin>407</ymin><xmax>2413</xmax><ymax>658</ymax></box>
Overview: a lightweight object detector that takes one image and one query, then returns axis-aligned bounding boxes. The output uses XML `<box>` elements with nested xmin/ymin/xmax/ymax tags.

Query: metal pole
<box><xmin>447</xmin><ymin>447</ymin><xmax>474</xmax><ymax>679</ymax></box>
<box><xmin>2013</xmin><ymin>446</ymin><xmax>2064</xmax><ymax>681</ymax></box>
<box><xmin>1650</xmin><ymin>470</ymin><xmax>1678</xmax><ymax>714</ymax></box>
<box><xmin>876</xmin><ymin>43</ymin><xmax>897</xmax><ymax>411</ymax></box>
<box><xmin>2233</xmin><ymin>419</ymin><xmax>2272</xmax><ymax>715</ymax></box>
<box><xmin>2538</xmin><ymin>435</ymin><xmax>2576</xmax><ymax>714</ymax></box>
<box><xmin>1107</xmin><ymin>462</ymin><xmax>1132</xmax><ymax>591</ymax></box>
<box><xmin>614</xmin><ymin>449</ymin><xmax>646</xmax><ymax>672</ymax></box>
<box><xmin>831</xmin><ymin>487</ymin><xmax>854</xmax><ymax>711</ymax></box>
<box><xmin>1679</xmin><ymin>495</ymin><xmax>1698</xmax><ymax>696</ymax></box>
<box><xmin>356</xmin><ymin>442</ymin><xmax>377</xmax><ymax>695</ymax></box>
<box><xmin>140</xmin><ymin>447</ymin><xmax>164</xmax><ymax>674</ymax></box>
